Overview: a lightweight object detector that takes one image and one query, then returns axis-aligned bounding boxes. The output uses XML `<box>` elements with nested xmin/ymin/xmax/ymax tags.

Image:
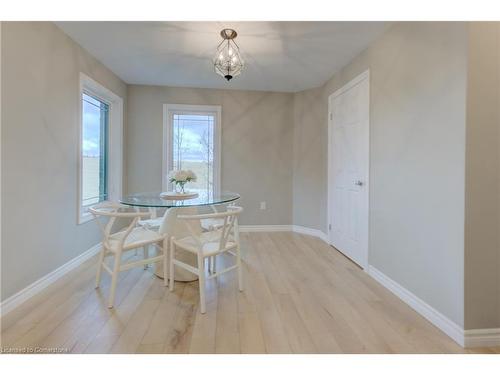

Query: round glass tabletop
<box><xmin>119</xmin><ymin>191</ymin><xmax>240</xmax><ymax>208</ymax></box>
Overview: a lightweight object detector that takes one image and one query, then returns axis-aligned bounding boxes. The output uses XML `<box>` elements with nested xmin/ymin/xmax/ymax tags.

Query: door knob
<box><xmin>355</xmin><ymin>180</ymin><xmax>364</xmax><ymax>186</ymax></box>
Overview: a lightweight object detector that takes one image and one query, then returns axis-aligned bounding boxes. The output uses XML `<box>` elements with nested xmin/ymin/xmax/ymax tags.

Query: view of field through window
<box><xmin>82</xmin><ymin>93</ymin><xmax>108</xmax><ymax>206</ymax></box>
<box><xmin>172</xmin><ymin>114</ymin><xmax>215</xmax><ymax>198</ymax></box>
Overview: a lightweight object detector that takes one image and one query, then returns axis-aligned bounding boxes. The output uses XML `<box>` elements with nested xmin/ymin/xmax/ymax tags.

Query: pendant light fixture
<box><xmin>213</xmin><ymin>29</ymin><xmax>244</xmax><ymax>81</ymax></box>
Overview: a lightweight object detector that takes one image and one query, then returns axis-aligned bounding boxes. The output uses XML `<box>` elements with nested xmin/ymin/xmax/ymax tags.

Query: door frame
<box><xmin>327</xmin><ymin>69</ymin><xmax>370</xmax><ymax>270</ymax></box>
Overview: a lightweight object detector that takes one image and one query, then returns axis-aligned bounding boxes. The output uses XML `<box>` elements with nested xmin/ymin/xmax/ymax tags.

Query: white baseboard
<box><xmin>368</xmin><ymin>265</ymin><xmax>465</xmax><ymax>347</ymax></box>
<box><xmin>464</xmin><ymin>328</ymin><xmax>500</xmax><ymax>348</ymax></box>
<box><xmin>292</xmin><ymin>225</ymin><xmax>329</xmax><ymax>243</ymax></box>
<box><xmin>239</xmin><ymin>225</ymin><xmax>293</xmax><ymax>232</ymax></box>
<box><xmin>240</xmin><ymin>224</ymin><xmax>329</xmax><ymax>244</ymax></box>
<box><xmin>0</xmin><ymin>243</ymin><xmax>101</xmax><ymax>317</ymax></box>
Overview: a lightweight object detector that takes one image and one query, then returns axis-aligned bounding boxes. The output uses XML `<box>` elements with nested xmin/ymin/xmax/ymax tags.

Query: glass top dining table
<box><xmin>119</xmin><ymin>191</ymin><xmax>240</xmax><ymax>208</ymax></box>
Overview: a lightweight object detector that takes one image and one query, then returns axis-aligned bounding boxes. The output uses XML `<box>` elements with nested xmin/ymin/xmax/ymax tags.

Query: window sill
<box><xmin>78</xmin><ymin>211</ymin><xmax>95</xmax><ymax>225</ymax></box>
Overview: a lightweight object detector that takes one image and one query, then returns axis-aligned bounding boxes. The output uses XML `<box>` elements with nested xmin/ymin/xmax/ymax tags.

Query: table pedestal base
<box><xmin>154</xmin><ymin>251</ymin><xmax>198</xmax><ymax>282</ymax></box>
<box><xmin>154</xmin><ymin>206</ymin><xmax>200</xmax><ymax>282</ymax></box>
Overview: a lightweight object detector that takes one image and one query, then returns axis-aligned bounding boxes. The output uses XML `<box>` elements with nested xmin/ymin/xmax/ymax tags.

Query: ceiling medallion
<box><xmin>213</xmin><ymin>29</ymin><xmax>244</xmax><ymax>81</ymax></box>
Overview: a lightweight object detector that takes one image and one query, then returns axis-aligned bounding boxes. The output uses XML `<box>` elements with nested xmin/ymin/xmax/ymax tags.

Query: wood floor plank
<box><xmin>272</xmin><ymin>292</ymin><xmax>318</xmax><ymax>353</ymax></box>
<box><xmin>110</xmin><ymin>297</ymin><xmax>163</xmax><ymax>353</ymax></box>
<box><xmin>214</xmin><ymin>254</ymin><xmax>241</xmax><ymax>353</ymax></box>
<box><xmin>285</xmin><ymin>233</ymin><xmax>466</xmax><ymax>353</ymax></box>
<box><xmin>237</xmin><ymin>309</ymin><xmax>267</xmax><ymax>353</ymax></box>
<box><xmin>287</xmin><ymin>235</ymin><xmax>417</xmax><ymax>353</ymax></box>
<box><xmin>282</xmin><ymin>237</ymin><xmax>389</xmax><ymax>355</ymax></box>
<box><xmin>269</xmin><ymin>232</ymin><xmax>361</xmax><ymax>353</ymax></box>
<box><xmin>244</xmin><ymin>233</ymin><xmax>292</xmax><ymax>353</ymax></box>
<box><xmin>297</xmin><ymin>235</ymin><xmax>467</xmax><ymax>353</ymax></box>
<box><xmin>0</xmin><ymin>251</ymin><xmax>140</xmax><ymax>348</ymax></box>
<box><xmin>136</xmin><ymin>343</ymin><xmax>164</xmax><ymax>353</ymax></box>
<box><xmin>188</xmin><ymin>276</ymin><xmax>217</xmax><ymax>354</ymax></box>
<box><xmin>274</xmin><ymin>232</ymin><xmax>388</xmax><ymax>353</ymax></box>
<box><xmin>83</xmin><ymin>270</ymin><xmax>157</xmax><ymax>353</ymax></box>
<box><xmin>0</xmin><ymin>254</ymin><xmax>101</xmax><ymax>330</ymax></box>
<box><xmin>1</xmin><ymin>257</ymin><xmax>100</xmax><ymax>346</ymax></box>
<box><xmin>8</xmin><ymin>263</ymin><xmax>118</xmax><ymax>350</ymax></box>
<box><xmin>257</xmin><ymin>233</ymin><xmax>318</xmax><ymax>353</ymax></box>
<box><xmin>67</xmin><ymin>266</ymin><xmax>144</xmax><ymax>353</ymax></box>
<box><xmin>36</xmin><ymin>262</ymin><xmax>133</xmax><ymax>351</ymax></box>
<box><xmin>273</xmin><ymin>234</ymin><xmax>367</xmax><ymax>353</ymax></box>
<box><xmin>236</xmin><ymin>247</ymin><xmax>267</xmax><ymax>354</ymax></box>
<box><xmin>162</xmin><ymin>281</ymin><xmax>198</xmax><ymax>353</ymax></box>
<box><xmin>140</xmin><ymin>283</ymin><xmax>186</xmax><ymax>348</ymax></box>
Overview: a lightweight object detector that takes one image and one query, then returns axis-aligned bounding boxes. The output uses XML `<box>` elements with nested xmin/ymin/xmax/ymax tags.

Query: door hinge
<box><xmin>329</xmin><ymin>223</ymin><xmax>332</xmax><ymax>231</ymax></box>
<box><xmin>329</xmin><ymin>113</ymin><xmax>333</xmax><ymax>121</ymax></box>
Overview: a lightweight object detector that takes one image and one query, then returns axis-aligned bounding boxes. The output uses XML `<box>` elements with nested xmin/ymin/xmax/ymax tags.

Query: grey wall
<box><xmin>126</xmin><ymin>85</ymin><xmax>294</xmax><ymax>226</ymax></box>
<box><xmin>293</xmin><ymin>86</ymin><xmax>327</xmax><ymax>231</ymax></box>
<box><xmin>464</xmin><ymin>22</ymin><xmax>500</xmax><ymax>330</ymax></box>
<box><xmin>293</xmin><ymin>22</ymin><xmax>468</xmax><ymax>326</ymax></box>
<box><xmin>1</xmin><ymin>22</ymin><xmax>127</xmax><ymax>301</ymax></box>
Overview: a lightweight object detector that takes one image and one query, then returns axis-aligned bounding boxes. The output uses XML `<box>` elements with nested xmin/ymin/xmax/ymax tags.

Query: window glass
<box><xmin>82</xmin><ymin>92</ymin><xmax>109</xmax><ymax>207</ymax></box>
<box><xmin>172</xmin><ymin>114</ymin><xmax>215</xmax><ymax>198</ymax></box>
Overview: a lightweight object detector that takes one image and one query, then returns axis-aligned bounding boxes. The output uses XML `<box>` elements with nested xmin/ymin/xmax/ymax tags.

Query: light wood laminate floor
<box><xmin>1</xmin><ymin>232</ymin><xmax>499</xmax><ymax>354</ymax></box>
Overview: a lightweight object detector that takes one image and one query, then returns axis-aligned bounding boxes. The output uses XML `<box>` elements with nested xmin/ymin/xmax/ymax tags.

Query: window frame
<box><xmin>162</xmin><ymin>104</ymin><xmax>222</xmax><ymax>195</ymax></box>
<box><xmin>78</xmin><ymin>73</ymin><xmax>123</xmax><ymax>224</ymax></box>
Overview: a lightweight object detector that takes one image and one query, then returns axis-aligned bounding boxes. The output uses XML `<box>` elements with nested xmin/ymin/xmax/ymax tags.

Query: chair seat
<box><xmin>138</xmin><ymin>217</ymin><xmax>163</xmax><ymax>229</ymax></box>
<box><xmin>200</xmin><ymin>218</ymin><xmax>224</xmax><ymax>231</ymax></box>
<box><xmin>173</xmin><ymin>230</ymin><xmax>236</xmax><ymax>257</ymax></box>
<box><xmin>107</xmin><ymin>227</ymin><xmax>163</xmax><ymax>252</ymax></box>
<box><xmin>139</xmin><ymin>216</ymin><xmax>224</xmax><ymax>232</ymax></box>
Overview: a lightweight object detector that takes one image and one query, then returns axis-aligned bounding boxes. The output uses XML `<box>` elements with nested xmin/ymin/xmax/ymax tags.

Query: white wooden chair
<box><xmin>90</xmin><ymin>203</ymin><xmax>168</xmax><ymax>308</ymax></box>
<box><xmin>169</xmin><ymin>206</ymin><xmax>243</xmax><ymax>314</ymax></box>
<box><xmin>201</xmin><ymin>204</ymin><xmax>239</xmax><ymax>275</ymax></box>
<box><xmin>138</xmin><ymin>204</ymin><xmax>232</xmax><ymax>275</ymax></box>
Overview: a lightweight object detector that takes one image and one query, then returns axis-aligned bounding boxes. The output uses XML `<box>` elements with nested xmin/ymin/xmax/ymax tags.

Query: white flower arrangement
<box><xmin>168</xmin><ymin>169</ymin><xmax>197</xmax><ymax>193</ymax></box>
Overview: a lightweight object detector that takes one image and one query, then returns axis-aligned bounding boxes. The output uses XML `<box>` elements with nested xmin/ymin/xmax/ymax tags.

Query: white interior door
<box><xmin>328</xmin><ymin>71</ymin><xmax>369</xmax><ymax>269</ymax></box>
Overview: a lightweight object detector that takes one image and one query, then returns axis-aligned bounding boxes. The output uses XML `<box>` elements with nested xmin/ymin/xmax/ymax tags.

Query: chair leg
<box><xmin>143</xmin><ymin>246</ymin><xmax>149</xmax><ymax>270</ymax></box>
<box><xmin>95</xmin><ymin>246</ymin><xmax>106</xmax><ymax>288</ymax></box>
<box><xmin>198</xmin><ymin>253</ymin><xmax>207</xmax><ymax>314</ymax></box>
<box><xmin>169</xmin><ymin>238</ymin><xmax>175</xmax><ymax>292</ymax></box>
<box><xmin>208</xmin><ymin>256</ymin><xmax>216</xmax><ymax>274</ymax></box>
<box><xmin>236</xmin><ymin>245</ymin><xmax>244</xmax><ymax>292</ymax></box>
<box><xmin>163</xmin><ymin>238</ymin><xmax>168</xmax><ymax>287</ymax></box>
<box><xmin>108</xmin><ymin>251</ymin><xmax>122</xmax><ymax>308</ymax></box>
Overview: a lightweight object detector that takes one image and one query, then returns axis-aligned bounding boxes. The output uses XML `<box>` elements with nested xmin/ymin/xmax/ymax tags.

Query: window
<box><xmin>163</xmin><ymin>105</ymin><xmax>221</xmax><ymax>198</ymax></box>
<box><xmin>81</xmin><ymin>93</ymin><xmax>109</xmax><ymax>206</ymax></box>
<box><xmin>78</xmin><ymin>74</ymin><xmax>123</xmax><ymax>223</ymax></box>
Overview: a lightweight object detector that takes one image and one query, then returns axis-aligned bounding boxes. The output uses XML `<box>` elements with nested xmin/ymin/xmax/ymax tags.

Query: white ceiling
<box><xmin>56</xmin><ymin>22</ymin><xmax>389</xmax><ymax>93</ymax></box>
